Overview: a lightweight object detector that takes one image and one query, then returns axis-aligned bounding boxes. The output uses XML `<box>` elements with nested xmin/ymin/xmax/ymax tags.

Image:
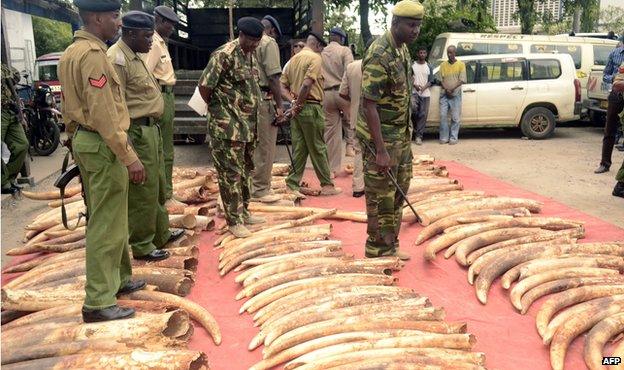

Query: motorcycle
<box><xmin>16</xmin><ymin>79</ymin><xmax>61</xmax><ymax>156</ymax></box>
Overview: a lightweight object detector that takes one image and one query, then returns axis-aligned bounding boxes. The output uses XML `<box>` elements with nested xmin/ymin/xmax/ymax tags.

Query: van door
<box><xmin>476</xmin><ymin>58</ymin><xmax>527</xmax><ymax>124</ymax></box>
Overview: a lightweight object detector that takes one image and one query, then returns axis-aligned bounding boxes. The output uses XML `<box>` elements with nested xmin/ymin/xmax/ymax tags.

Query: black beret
<box><xmin>154</xmin><ymin>6</ymin><xmax>179</xmax><ymax>23</ymax></box>
<box><xmin>237</xmin><ymin>17</ymin><xmax>264</xmax><ymax>38</ymax></box>
<box><xmin>330</xmin><ymin>27</ymin><xmax>347</xmax><ymax>39</ymax></box>
<box><xmin>262</xmin><ymin>15</ymin><xmax>282</xmax><ymax>37</ymax></box>
<box><xmin>122</xmin><ymin>11</ymin><xmax>154</xmax><ymax>30</ymax></box>
<box><xmin>308</xmin><ymin>31</ymin><xmax>327</xmax><ymax>47</ymax></box>
<box><xmin>74</xmin><ymin>0</ymin><xmax>121</xmax><ymax>12</ymax></box>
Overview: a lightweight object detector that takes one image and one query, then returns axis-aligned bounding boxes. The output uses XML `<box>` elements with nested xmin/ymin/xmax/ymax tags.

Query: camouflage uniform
<box><xmin>199</xmin><ymin>38</ymin><xmax>260</xmax><ymax>226</ymax></box>
<box><xmin>356</xmin><ymin>31</ymin><xmax>413</xmax><ymax>257</ymax></box>
<box><xmin>1</xmin><ymin>64</ymin><xmax>28</xmax><ymax>190</ymax></box>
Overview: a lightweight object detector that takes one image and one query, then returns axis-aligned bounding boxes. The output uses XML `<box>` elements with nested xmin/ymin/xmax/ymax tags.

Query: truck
<box><xmin>586</xmin><ymin>66</ymin><xmax>609</xmax><ymax>125</ymax></box>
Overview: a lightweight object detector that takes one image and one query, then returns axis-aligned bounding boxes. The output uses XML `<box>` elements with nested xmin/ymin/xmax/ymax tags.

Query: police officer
<box><xmin>322</xmin><ymin>27</ymin><xmax>354</xmax><ymax>177</ymax></box>
<box><xmin>58</xmin><ymin>0</ymin><xmax>146</xmax><ymax>322</ymax></box>
<box><xmin>281</xmin><ymin>32</ymin><xmax>342</xmax><ymax>197</ymax></box>
<box><xmin>358</xmin><ymin>0</ymin><xmax>424</xmax><ymax>260</ymax></box>
<box><xmin>144</xmin><ymin>5</ymin><xmax>180</xmax><ymax>207</ymax></box>
<box><xmin>198</xmin><ymin>17</ymin><xmax>265</xmax><ymax>238</ymax></box>
<box><xmin>1</xmin><ymin>64</ymin><xmax>28</xmax><ymax>194</ymax></box>
<box><xmin>108</xmin><ymin>11</ymin><xmax>183</xmax><ymax>261</ymax></box>
<box><xmin>251</xmin><ymin>15</ymin><xmax>284</xmax><ymax>203</ymax></box>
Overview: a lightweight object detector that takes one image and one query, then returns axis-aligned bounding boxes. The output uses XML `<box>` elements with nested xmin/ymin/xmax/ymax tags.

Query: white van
<box><xmin>426</xmin><ymin>53</ymin><xmax>581</xmax><ymax>139</ymax></box>
<box><xmin>428</xmin><ymin>33</ymin><xmax>618</xmax><ymax>106</ymax></box>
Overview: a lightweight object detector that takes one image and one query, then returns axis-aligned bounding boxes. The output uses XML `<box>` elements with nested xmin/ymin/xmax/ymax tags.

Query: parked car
<box><xmin>429</xmin><ymin>33</ymin><xmax>617</xmax><ymax>109</ymax></box>
<box><xmin>426</xmin><ymin>53</ymin><xmax>581</xmax><ymax>139</ymax></box>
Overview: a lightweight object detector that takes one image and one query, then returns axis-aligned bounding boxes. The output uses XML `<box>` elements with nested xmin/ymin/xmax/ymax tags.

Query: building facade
<box><xmin>491</xmin><ymin>0</ymin><xmax>564</xmax><ymax>33</ymax></box>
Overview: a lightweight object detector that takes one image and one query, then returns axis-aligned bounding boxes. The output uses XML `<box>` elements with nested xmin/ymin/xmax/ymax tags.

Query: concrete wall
<box><xmin>2</xmin><ymin>8</ymin><xmax>37</xmax><ymax>78</ymax></box>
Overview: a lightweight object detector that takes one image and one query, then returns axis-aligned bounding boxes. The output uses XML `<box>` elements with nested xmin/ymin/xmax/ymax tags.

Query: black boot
<box><xmin>613</xmin><ymin>182</ymin><xmax>624</xmax><ymax>198</ymax></box>
<box><xmin>167</xmin><ymin>228</ymin><xmax>185</xmax><ymax>243</ymax></box>
<box><xmin>117</xmin><ymin>280</ymin><xmax>146</xmax><ymax>295</ymax></box>
<box><xmin>134</xmin><ymin>249</ymin><xmax>170</xmax><ymax>261</ymax></box>
<box><xmin>82</xmin><ymin>305</ymin><xmax>135</xmax><ymax>323</ymax></box>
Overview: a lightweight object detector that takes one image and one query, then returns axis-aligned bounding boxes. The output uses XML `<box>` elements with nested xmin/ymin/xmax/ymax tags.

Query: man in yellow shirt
<box><xmin>280</xmin><ymin>32</ymin><xmax>341</xmax><ymax>196</ymax></box>
<box><xmin>438</xmin><ymin>45</ymin><xmax>466</xmax><ymax>145</ymax></box>
<box><xmin>144</xmin><ymin>5</ymin><xmax>179</xmax><ymax>206</ymax></box>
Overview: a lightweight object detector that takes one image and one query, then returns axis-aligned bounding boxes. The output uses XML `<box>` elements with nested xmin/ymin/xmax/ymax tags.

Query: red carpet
<box><xmin>189</xmin><ymin>161</ymin><xmax>624</xmax><ymax>370</ymax></box>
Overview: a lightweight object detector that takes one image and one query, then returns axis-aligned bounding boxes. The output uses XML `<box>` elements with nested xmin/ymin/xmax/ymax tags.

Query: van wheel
<box><xmin>520</xmin><ymin>107</ymin><xmax>556</xmax><ymax>139</ymax></box>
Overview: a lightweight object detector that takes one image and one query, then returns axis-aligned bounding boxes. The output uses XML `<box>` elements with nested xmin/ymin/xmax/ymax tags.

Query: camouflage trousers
<box><xmin>361</xmin><ymin>138</ymin><xmax>413</xmax><ymax>257</ymax></box>
<box><xmin>210</xmin><ymin>138</ymin><xmax>254</xmax><ymax>226</ymax></box>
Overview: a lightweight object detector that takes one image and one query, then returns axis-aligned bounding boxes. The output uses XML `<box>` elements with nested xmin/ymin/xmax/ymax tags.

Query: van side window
<box><xmin>593</xmin><ymin>45</ymin><xmax>614</xmax><ymax>66</ymax></box>
<box><xmin>456</xmin><ymin>42</ymin><xmax>523</xmax><ymax>57</ymax></box>
<box><xmin>478</xmin><ymin>60</ymin><xmax>524</xmax><ymax>83</ymax></box>
<box><xmin>465</xmin><ymin>61</ymin><xmax>477</xmax><ymax>84</ymax></box>
<box><xmin>530</xmin><ymin>44</ymin><xmax>582</xmax><ymax>69</ymax></box>
<box><xmin>528</xmin><ymin>59</ymin><xmax>562</xmax><ymax>80</ymax></box>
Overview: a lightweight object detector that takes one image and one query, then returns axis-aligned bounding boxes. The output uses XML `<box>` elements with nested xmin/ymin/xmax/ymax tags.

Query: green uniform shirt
<box><xmin>255</xmin><ymin>34</ymin><xmax>281</xmax><ymax>88</ymax></box>
<box><xmin>1</xmin><ymin>64</ymin><xmax>18</xmax><ymax>111</ymax></box>
<box><xmin>356</xmin><ymin>31</ymin><xmax>412</xmax><ymax>142</ymax></box>
<box><xmin>199</xmin><ymin>38</ymin><xmax>260</xmax><ymax>143</ymax></box>
<box><xmin>107</xmin><ymin>39</ymin><xmax>164</xmax><ymax>119</ymax></box>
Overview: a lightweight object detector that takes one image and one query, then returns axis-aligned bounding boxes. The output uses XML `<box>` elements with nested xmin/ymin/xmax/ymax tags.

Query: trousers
<box><xmin>600</xmin><ymin>91</ymin><xmax>624</xmax><ymax>168</ymax></box>
<box><xmin>439</xmin><ymin>93</ymin><xmax>462</xmax><ymax>142</ymax></box>
<box><xmin>156</xmin><ymin>90</ymin><xmax>175</xmax><ymax>199</ymax></box>
<box><xmin>1</xmin><ymin>110</ymin><xmax>28</xmax><ymax>188</ymax></box>
<box><xmin>251</xmin><ymin>99</ymin><xmax>277</xmax><ymax>197</ymax></box>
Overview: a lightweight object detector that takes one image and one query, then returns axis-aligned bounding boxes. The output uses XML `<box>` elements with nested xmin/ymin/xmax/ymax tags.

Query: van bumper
<box><xmin>586</xmin><ymin>99</ymin><xmax>607</xmax><ymax>114</ymax></box>
<box><xmin>574</xmin><ymin>101</ymin><xmax>582</xmax><ymax>115</ymax></box>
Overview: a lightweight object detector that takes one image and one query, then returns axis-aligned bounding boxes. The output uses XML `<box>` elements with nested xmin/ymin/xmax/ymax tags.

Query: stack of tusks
<box><xmin>212</xmin><ymin>206</ymin><xmax>486</xmax><ymax>370</ymax></box>
<box><xmin>411</xmin><ymin>163</ymin><xmax>624</xmax><ymax>370</ymax></box>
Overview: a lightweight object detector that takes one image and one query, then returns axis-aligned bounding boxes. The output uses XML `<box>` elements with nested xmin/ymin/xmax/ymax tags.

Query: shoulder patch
<box><xmin>114</xmin><ymin>51</ymin><xmax>125</xmax><ymax>66</ymax></box>
<box><xmin>89</xmin><ymin>74</ymin><xmax>108</xmax><ymax>89</ymax></box>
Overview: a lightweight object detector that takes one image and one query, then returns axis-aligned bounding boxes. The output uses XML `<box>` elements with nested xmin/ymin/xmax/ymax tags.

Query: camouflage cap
<box><xmin>74</xmin><ymin>0</ymin><xmax>121</xmax><ymax>12</ymax></box>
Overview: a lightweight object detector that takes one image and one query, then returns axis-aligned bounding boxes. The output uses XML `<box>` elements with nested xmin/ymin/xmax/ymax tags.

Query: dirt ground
<box><xmin>2</xmin><ymin>123</ymin><xmax>623</xmax><ymax>267</ymax></box>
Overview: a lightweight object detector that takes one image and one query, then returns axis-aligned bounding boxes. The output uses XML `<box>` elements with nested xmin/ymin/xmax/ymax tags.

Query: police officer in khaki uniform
<box><xmin>108</xmin><ymin>11</ymin><xmax>183</xmax><ymax>261</ymax></box>
<box><xmin>321</xmin><ymin>27</ymin><xmax>354</xmax><ymax>177</ymax></box>
<box><xmin>144</xmin><ymin>6</ymin><xmax>180</xmax><ymax>207</ymax></box>
<box><xmin>251</xmin><ymin>15</ymin><xmax>283</xmax><ymax>203</ymax></box>
<box><xmin>58</xmin><ymin>0</ymin><xmax>146</xmax><ymax>322</ymax></box>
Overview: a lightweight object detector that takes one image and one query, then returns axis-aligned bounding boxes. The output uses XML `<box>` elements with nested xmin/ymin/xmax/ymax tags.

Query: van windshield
<box><xmin>37</xmin><ymin>64</ymin><xmax>58</xmax><ymax>82</ymax></box>
<box><xmin>429</xmin><ymin>37</ymin><xmax>446</xmax><ymax>65</ymax></box>
<box><xmin>530</xmin><ymin>44</ymin><xmax>582</xmax><ymax>69</ymax></box>
<box><xmin>456</xmin><ymin>42</ymin><xmax>523</xmax><ymax>57</ymax></box>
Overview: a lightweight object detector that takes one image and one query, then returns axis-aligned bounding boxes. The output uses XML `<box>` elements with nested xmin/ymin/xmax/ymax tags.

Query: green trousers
<box><xmin>285</xmin><ymin>104</ymin><xmax>333</xmax><ymax>190</ymax></box>
<box><xmin>251</xmin><ymin>99</ymin><xmax>277</xmax><ymax>197</ymax></box>
<box><xmin>73</xmin><ymin>129</ymin><xmax>131</xmax><ymax>309</ymax></box>
<box><xmin>1</xmin><ymin>110</ymin><xmax>28</xmax><ymax>189</ymax></box>
<box><xmin>616</xmin><ymin>160</ymin><xmax>624</xmax><ymax>182</ymax></box>
<box><xmin>210</xmin><ymin>138</ymin><xmax>254</xmax><ymax>226</ymax></box>
<box><xmin>361</xmin><ymin>138</ymin><xmax>413</xmax><ymax>257</ymax></box>
<box><xmin>127</xmin><ymin>123</ymin><xmax>170</xmax><ymax>256</ymax></box>
<box><xmin>156</xmin><ymin>90</ymin><xmax>175</xmax><ymax>199</ymax></box>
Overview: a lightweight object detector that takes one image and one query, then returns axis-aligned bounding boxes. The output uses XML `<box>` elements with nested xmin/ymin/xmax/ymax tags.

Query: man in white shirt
<box><xmin>411</xmin><ymin>46</ymin><xmax>432</xmax><ymax>145</ymax></box>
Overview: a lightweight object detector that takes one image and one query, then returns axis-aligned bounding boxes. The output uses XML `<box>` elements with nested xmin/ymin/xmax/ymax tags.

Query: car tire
<box><xmin>520</xmin><ymin>107</ymin><xmax>556</xmax><ymax>140</ymax></box>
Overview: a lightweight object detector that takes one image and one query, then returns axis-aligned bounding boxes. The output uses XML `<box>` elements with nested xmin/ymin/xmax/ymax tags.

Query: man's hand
<box><xmin>414</xmin><ymin>84</ymin><xmax>422</xmax><ymax>92</ymax></box>
<box><xmin>613</xmin><ymin>81</ymin><xmax>624</xmax><ymax>93</ymax></box>
<box><xmin>127</xmin><ymin>159</ymin><xmax>146</xmax><ymax>185</ymax></box>
<box><xmin>375</xmin><ymin>148</ymin><xmax>392</xmax><ymax>173</ymax></box>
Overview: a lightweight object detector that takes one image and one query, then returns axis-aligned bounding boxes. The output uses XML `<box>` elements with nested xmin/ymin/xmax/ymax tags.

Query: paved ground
<box><xmin>2</xmin><ymin>123</ymin><xmax>623</xmax><ymax>267</ymax></box>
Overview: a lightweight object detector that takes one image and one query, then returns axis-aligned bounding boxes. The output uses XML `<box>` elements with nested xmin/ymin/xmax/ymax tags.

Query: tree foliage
<box><xmin>32</xmin><ymin>16</ymin><xmax>73</xmax><ymax>57</ymax></box>
<box><xmin>598</xmin><ymin>5</ymin><xmax>624</xmax><ymax>33</ymax></box>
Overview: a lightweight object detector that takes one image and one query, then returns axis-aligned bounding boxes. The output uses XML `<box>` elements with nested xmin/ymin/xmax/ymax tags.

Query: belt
<box><xmin>131</xmin><ymin>117</ymin><xmax>155</xmax><ymax>126</ymax></box>
<box><xmin>323</xmin><ymin>86</ymin><xmax>339</xmax><ymax>91</ymax></box>
<box><xmin>77</xmin><ymin>125</ymin><xmax>97</xmax><ymax>133</ymax></box>
<box><xmin>161</xmin><ymin>85</ymin><xmax>174</xmax><ymax>93</ymax></box>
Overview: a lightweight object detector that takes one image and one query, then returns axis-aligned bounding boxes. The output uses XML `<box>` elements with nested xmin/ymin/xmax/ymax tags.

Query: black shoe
<box><xmin>117</xmin><ymin>280</ymin><xmax>146</xmax><ymax>295</ymax></box>
<box><xmin>134</xmin><ymin>249</ymin><xmax>170</xmax><ymax>261</ymax></box>
<box><xmin>613</xmin><ymin>182</ymin><xmax>624</xmax><ymax>198</ymax></box>
<box><xmin>353</xmin><ymin>191</ymin><xmax>365</xmax><ymax>198</ymax></box>
<box><xmin>594</xmin><ymin>165</ymin><xmax>610</xmax><ymax>174</ymax></box>
<box><xmin>1</xmin><ymin>187</ymin><xmax>17</xmax><ymax>195</ymax></box>
<box><xmin>167</xmin><ymin>229</ymin><xmax>185</xmax><ymax>243</ymax></box>
<box><xmin>616</xmin><ymin>144</ymin><xmax>624</xmax><ymax>152</ymax></box>
<box><xmin>82</xmin><ymin>305</ymin><xmax>135</xmax><ymax>323</ymax></box>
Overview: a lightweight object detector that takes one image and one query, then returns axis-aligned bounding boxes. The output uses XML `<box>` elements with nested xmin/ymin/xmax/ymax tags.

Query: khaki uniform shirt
<box><xmin>322</xmin><ymin>41</ymin><xmax>354</xmax><ymax>89</ymax></box>
<box><xmin>108</xmin><ymin>39</ymin><xmax>164</xmax><ymax>119</ymax></box>
<box><xmin>143</xmin><ymin>31</ymin><xmax>176</xmax><ymax>86</ymax></box>
<box><xmin>58</xmin><ymin>30</ymin><xmax>138</xmax><ymax>166</ymax></box>
<box><xmin>356</xmin><ymin>31</ymin><xmax>412</xmax><ymax>142</ymax></box>
<box><xmin>254</xmin><ymin>34</ymin><xmax>281</xmax><ymax>88</ymax></box>
<box><xmin>280</xmin><ymin>47</ymin><xmax>324</xmax><ymax>102</ymax></box>
<box><xmin>339</xmin><ymin>60</ymin><xmax>362</xmax><ymax>129</ymax></box>
<box><xmin>199</xmin><ymin>38</ymin><xmax>260</xmax><ymax>143</ymax></box>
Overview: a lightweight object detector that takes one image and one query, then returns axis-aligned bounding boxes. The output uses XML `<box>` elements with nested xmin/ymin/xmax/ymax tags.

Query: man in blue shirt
<box><xmin>595</xmin><ymin>36</ymin><xmax>624</xmax><ymax>174</ymax></box>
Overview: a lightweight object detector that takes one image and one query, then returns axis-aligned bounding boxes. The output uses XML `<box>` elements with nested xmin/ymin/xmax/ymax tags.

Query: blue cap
<box><xmin>330</xmin><ymin>27</ymin><xmax>347</xmax><ymax>39</ymax></box>
<box><xmin>262</xmin><ymin>15</ymin><xmax>282</xmax><ymax>37</ymax></box>
<box><xmin>122</xmin><ymin>11</ymin><xmax>155</xmax><ymax>30</ymax></box>
<box><xmin>154</xmin><ymin>6</ymin><xmax>179</xmax><ymax>24</ymax></box>
<box><xmin>74</xmin><ymin>0</ymin><xmax>121</xmax><ymax>12</ymax></box>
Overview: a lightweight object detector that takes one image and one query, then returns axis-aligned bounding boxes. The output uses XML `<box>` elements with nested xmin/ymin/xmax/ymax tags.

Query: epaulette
<box><xmin>113</xmin><ymin>50</ymin><xmax>125</xmax><ymax>66</ymax></box>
